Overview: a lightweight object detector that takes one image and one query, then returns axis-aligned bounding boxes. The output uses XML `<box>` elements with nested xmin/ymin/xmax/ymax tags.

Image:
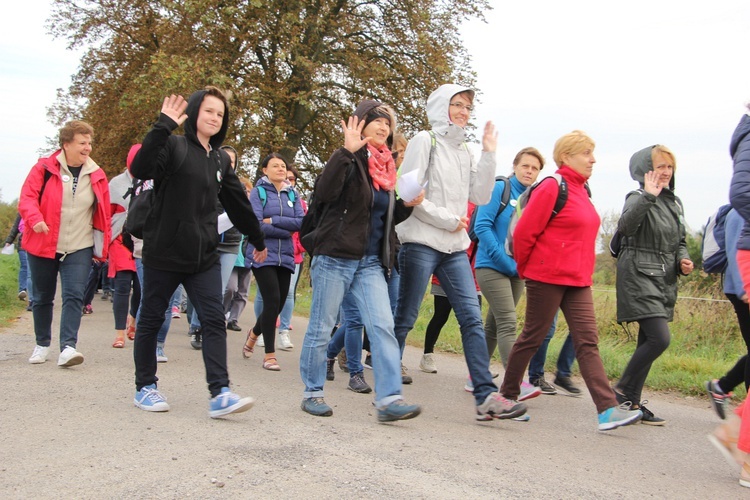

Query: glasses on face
<box><xmin>287</xmin><ymin>176</ymin><xmax>296</xmax><ymax>183</ymax></box>
<box><xmin>449</xmin><ymin>102</ymin><xmax>474</xmax><ymax>113</ymax></box>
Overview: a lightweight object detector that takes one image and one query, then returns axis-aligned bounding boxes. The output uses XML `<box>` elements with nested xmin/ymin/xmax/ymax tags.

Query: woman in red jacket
<box><xmin>499</xmin><ymin>130</ymin><xmax>642</xmax><ymax>431</ymax></box>
<box><xmin>19</xmin><ymin>120</ymin><xmax>111</xmax><ymax>367</ymax></box>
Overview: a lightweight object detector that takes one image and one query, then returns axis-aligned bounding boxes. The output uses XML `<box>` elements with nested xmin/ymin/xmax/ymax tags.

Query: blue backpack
<box><xmin>702</xmin><ymin>204</ymin><xmax>732</xmax><ymax>274</ymax></box>
<box><xmin>257</xmin><ymin>185</ymin><xmax>296</xmax><ymax>207</ymax></box>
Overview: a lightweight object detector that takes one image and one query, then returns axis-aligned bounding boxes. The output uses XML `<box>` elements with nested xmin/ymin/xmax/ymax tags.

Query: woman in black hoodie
<box><xmin>129</xmin><ymin>87</ymin><xmax>267</xmax><ymax>418</ymax></box>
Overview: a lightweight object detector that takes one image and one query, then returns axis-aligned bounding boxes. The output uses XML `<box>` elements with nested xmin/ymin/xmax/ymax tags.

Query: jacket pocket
<box><xmin>636</xmin><ymin>261</ymin><xmax>666</xmax><ymax>277</ymax></box>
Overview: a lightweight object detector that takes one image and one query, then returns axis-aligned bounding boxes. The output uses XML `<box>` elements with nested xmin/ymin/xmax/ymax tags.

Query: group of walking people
<box><xmin>14</xmin><ymin>81</ymin><xmax>750</xmax><ymax>480</ymax></box>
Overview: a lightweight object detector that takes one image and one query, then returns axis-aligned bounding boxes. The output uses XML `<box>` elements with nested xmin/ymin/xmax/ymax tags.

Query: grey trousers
<box><xmin>476</xmin><ymin>267</ymin><xmax>525</xmax><ymax>367</ymax></box>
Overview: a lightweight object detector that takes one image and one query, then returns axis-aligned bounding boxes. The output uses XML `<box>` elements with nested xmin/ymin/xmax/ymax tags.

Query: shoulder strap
<box><xmin>38</xmin><ymin>169</ymin><xmax>53</xmax><ymax>203</ymax></box>
<box><xmin>495</xmin><ymin>175</ymin><xmax>511</xmax><ymax>218</ymax></box>
<box><xmin>257</xmin><ymin>186</ymin><xmax>267</xmax><ymax>207</ymax></box>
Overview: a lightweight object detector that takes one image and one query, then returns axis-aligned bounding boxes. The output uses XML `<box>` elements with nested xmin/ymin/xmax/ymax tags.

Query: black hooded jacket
<box><xmin>130</xmin><ymin>89</ymin><xmax>265</xmax><ymax>273</ymax></box>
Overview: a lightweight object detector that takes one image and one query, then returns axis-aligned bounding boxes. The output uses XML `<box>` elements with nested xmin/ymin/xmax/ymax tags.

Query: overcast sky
<box><xmin>2</xmin><ymin>1</ymin><xmax>749</xmax><ymax>231</ymax></box>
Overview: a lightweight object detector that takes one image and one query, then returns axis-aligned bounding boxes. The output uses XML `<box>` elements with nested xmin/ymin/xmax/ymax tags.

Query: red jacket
<box><xmin>19</xmin><ymin>151</ymin><xmax>111</xmax><ymax>260</ymax></box>
<box><xmin>513</xmin><ymin>166</ymin><xmax>599</xmax><ymax>287</ymax></box>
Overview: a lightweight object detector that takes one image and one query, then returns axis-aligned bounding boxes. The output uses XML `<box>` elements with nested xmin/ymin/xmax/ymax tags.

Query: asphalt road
<box><xmin>0</xmin><ymin>294</ymin><xmax>746</xmax><ymax>499</ymax></box>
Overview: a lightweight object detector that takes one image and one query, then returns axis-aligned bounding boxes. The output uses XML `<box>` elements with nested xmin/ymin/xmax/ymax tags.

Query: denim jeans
<box><xmin>387</xmin><ymin>263</ymin><xmax>400</xmax><ymax>316</ymax></box>
<box><xmin>136</xmin><ymin>261</ymin><xmax>229</xmax><ymax>396</ymax></box>
<box><xmin>300</xmin><ymin>254</ymin><xmax>402</xmax><ymax>407</ymax></box>
<box><xmin>135</xmin><ymin>258</ymin><xmax>173</xmax><ymax>344</ymax></box>
<box><xmin>190</xmin><ymin>251</ymin><xmax>237</xmax><ymax>329</ymax></box>
<box><xmin>17</xmin><ymin>248</ymin><xmax>28</xmax><ymax>293</ymax></box>
<box><xmin>279</xmin><ymin>262</ymin><xmax>301</xmax><ymax>330</ymax></box>
<box><xmin>395</xmin><ymin>243</ymin><xmax>497</xmax><ymax>404</ymax></box>
<box><xmin>527</xmin><ymin>310</ymin><xmax>576</xmax><ymax>380</ymax></box>
<box><xmin>27</xmin><ymin>247</ymin><xmax>92</xmax><ymax>351</ymax></box>
<box><xmin>326</xmin><ymin>291</ymin><xmax>365</xmax><ymax>374</ymax></box>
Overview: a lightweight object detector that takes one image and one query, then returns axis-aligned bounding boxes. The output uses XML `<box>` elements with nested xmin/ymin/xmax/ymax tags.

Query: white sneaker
<box><xmin>256</xmin><ymin>335</ymin><xmax>265</xmax><ymax>348</ymax></box>
<box><xmin>57</xmin><ymin>346</ymin><xmax>84</xmax><ymax>367</ymax></box>
<box><xmin>278</xmin><ymin>330</ymin><xmax>294</xmax><ymax>350</ymax></box>
<box><xmin>419</xmin><ymin>353</ymin><xmax>437</xmax><ymax>373</ymax></box>
<box><xmin>156</xmin><ymin>346</ymin><xmax>168</xmax><ymax>363</ymax></box>
<box><xmin>29</xmin><ymin>345</ymin><xmax>49</xmax><ymax>364</ymax></box>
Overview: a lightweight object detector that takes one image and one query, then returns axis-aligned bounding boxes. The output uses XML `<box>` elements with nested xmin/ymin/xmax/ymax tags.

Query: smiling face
<box><xmin>562</xmin><ymin>146</ymin><xmax>596</xmax><ymax>179</ymax></box>
<box><xmin>195</xmin><ymin>95</ymin><xmax>225</xmax><ymax>143</ymax></box>
<box><xmin>263</xmin><ymin>157</ymin><xmax>288</xmax><ymax>184</ymax></box>
<box><xmin>448</xmin><ymin>92</ymin><xmax>473</xmax><ymax>128</ymax></box>
<box><xmin>62</xmin><ymin>133</ymin><xmax>93</xmax><ymax>167</ymax></box>
<box><xmin>362</xmin><ymin>117</ymin><xmax>391</xmax><ymax>149</ymax></box>
<box><xmin>651</xmin><ymin>152</ymin><xmax>674</xmax><ymax>186</ymax></box>
<box><xmin>513</xmin><ymin>153</ymin><xmax>543</xmax><ymax>187</ymax></box>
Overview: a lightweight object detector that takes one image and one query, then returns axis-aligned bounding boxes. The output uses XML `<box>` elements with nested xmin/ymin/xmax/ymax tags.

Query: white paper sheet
<box><xmin>396</xmin><ymin>170</ymin><xmax>427</xmax><ymax>203</ymax></box>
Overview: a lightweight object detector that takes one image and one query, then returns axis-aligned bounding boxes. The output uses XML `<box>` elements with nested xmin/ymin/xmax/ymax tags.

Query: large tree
<box><xmin>48</xmin><ymin>0</ymin><xmax>489</xmax><ymax>185</ymax></box>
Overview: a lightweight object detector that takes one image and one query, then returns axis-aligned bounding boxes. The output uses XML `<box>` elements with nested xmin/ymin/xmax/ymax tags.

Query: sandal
<box><xmin>243</xmin><ymin>331</ymin><xmax>259</xmax><ymax>358</ymax></box>
<box><xmin>708</xmin><ymin>431</ymin><xmax>743</xmax><ymax>468</ymax></box>
<box><xmin>740</xmin><ymin>462</ymin><xmax>750</xmax><ymax>488</ymax></box>
<box><xmin>126</xmin><ymin>315</ymin><xmax>136</xmax><ymax>340</ymax></box>
<box><xmin>112</xmin><ymin>337</ymin><xmax>125</xmax><ymax>348</ymax></box>
<box><xmin>263</xmin><ymin>356</ymin><xmax>281</xmax><ymax>371</ymax></box>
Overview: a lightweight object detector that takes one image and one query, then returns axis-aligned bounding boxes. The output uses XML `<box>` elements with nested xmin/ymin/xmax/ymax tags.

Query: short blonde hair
<box><xmin>651</xmin><ymin>145</ymin><xmax>676</xmax><ymax>170</ymax></box>
<box><xmin>392</xmin><ymin>132</ymin><xmax>408</xmax><ymax>151</ymax></box>
<box><xmin>553</xmin><ymin>130</ymin><xmax>595</xmax><ymax>167</ymax></box>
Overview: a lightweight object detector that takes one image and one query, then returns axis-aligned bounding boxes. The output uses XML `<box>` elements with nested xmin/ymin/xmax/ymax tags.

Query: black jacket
<box><xmin>130</xmin><ymin>89</ymin><xmax>265</xmax><ymax>273</ymax></box>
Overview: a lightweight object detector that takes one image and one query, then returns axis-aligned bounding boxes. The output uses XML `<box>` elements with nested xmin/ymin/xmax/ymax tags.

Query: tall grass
<box><xmin>292</xmin><ymin>261</ymin><xmax>747</xmax><ymax>399</ymax></box>
<box><xmin>0</xmin><ymin>254</ymin><xmax>27</xmax><ymax>325</ymax></box>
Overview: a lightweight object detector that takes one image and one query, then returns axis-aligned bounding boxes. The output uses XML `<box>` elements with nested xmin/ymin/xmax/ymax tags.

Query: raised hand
<box><xmin>342</xmin><ymin>116</ymin><xmax>370</xmax><ymax>153</ymax></box>
<box><xmin>643</xmin><ymin>170</ymin><xmax>664</xmax><ymax>196</ymax></box>
<box><xmin>481</xmin><ymin>121</ymin><xmax>498</xmax><ymax>153</ymax></box>
<box><xmin>161</xmin><ymin>94</ymin><xmax>188</xmax><ymax>126</ymax></box>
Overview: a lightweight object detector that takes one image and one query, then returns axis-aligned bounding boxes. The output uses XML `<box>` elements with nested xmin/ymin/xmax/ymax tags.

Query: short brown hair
<box><xmin>59</xmin><ymin>120</ymin><xmax>94</xmax><ymax>147</ymax></box>
<box><xmin>204</xmin><ymin>85</ymin><xmax>229</xmax><ymax>112</ymax></box>
<box><xmin>512</xmin><ymin>147</ymin><xmax>545</xmax><ymax>170</ymax></box>
<box><xmin>553</xmin><ymin>130</ymin><xmax>595</xmax><ymax>167</ymax></box>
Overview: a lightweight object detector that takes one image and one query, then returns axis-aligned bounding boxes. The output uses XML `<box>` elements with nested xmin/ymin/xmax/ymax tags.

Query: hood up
<box><xmin>629</xmin><ymin>145</ymin><xmax>676</xmax><ymax>191</ymax></box>
<box><xmin>426</xmin><ymin>84</ymin><xmax>475</xmax><ymax>140</ymax></box>
<box><xmin>183</xmin><ymin>89</ymin><xmax>230</xmax><ymax>149</ymax></box>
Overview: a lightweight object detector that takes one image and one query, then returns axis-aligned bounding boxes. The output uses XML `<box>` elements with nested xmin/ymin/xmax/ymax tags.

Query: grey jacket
<box><xmin>615</xmin><ymin>146</ymin><xmax>690</xmax><ymax>323</ymax></box>
<box><xmin>395</xmin><ymin>84</ymin><xmax>496</xmax><ymax>253</ymax></box>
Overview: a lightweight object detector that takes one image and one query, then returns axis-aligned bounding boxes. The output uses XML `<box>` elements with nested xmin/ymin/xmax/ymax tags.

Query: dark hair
<box><xmin>204</xmin><ymin>85</ymin><xmax>229</xmax><ymax>112</ymax></box>
<box><xmin>286</xmin><ymin>164</ymin><xmax>300</xmax><ymax>181</ymax></box>
<box><xmin>220</xmin><ymin>145</ymin><xmax>239</xmax><ymax>169</ymax></box>
<box><xmin>59</xmin><ymin>120</ymin><xmax>94</xmax><ymax>147</ymax></box>
<box><xmin>258</xmin><ymin>153</ymin><xmax>289</xmax><ymax>181</ymax></box>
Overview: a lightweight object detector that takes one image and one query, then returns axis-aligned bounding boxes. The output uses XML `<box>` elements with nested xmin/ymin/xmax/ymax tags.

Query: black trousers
<box><xmin>718</xmin><ymin>293</ymin><xmax>750</xmax><ymax>393</ymax></box>
<box><xmin>134</xmin><ymin>261</ymin><xmax>228</xmax><ymax>397</ymax></box>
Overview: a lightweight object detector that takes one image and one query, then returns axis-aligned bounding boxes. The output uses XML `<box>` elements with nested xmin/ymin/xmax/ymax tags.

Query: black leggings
<box><xmin>251</xmin><ymin>265</ymin><xmax>292</xmax><ymax>354</ymax></box>
<box><xmin>424</xmin><ymin>294</ymin><xmax>482</xmax><ymax>354</ymax></box>
<box><xmin>718</xmin><ymin>293</ymin><xmax>750</xmax><ymax>393</ymax></box>
<box><xmin>616</xmin><ymin>317</ymin><xmax>671</xmax><ymax>402</ymax></box>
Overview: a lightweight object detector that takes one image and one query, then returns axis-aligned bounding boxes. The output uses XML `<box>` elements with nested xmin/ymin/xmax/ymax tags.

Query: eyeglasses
<box><xmin>449</xmin><ymin>102</ymin><xmax>474</xmax><ymax>113</ymax></box>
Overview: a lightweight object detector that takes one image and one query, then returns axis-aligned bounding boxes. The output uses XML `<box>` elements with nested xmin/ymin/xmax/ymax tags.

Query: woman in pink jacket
<box><xmin>19</xmin><ymin>120</ymin><xmax>111</xmax><ymax>367</ymax></box>
<box><xmin>499</xmin><ymin>130</ymin><xmax>642</xmax><ymax>431</ymax></box>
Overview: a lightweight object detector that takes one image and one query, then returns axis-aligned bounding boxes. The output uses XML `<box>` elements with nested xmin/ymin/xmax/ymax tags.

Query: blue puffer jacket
<box><xmin>730</xmin><ymin>114</ymin><xmax>750</xmax><ymax>250</ymax></box>
<box><xmin>246</xmin><ymin>176</ymin><xmax>305</xmax><ymax>272</ymax></box>
<box><xmin>474</xmin><ymin>175</ymin><xmax>526</xmax><ymax>276</ymax></box>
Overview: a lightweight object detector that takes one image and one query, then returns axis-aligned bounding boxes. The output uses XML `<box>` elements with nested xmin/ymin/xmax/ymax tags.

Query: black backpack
<box><xmin>467</xmin><ymin>175</ymin><xmax>511</xmax><ymax>243</ymax></box>
<box><xmin>124</xmin><ymin>137</ymin><xmax>188</xmax><ymax>239</ymax></box>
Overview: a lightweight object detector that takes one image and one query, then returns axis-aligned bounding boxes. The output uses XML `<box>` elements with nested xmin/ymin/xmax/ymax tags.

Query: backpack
<box><xmin>702</xmin><ymin>204</ymin><xmax>733</xmax><ymax>274</ymax></box>
<box><xmin>124</xmin><ymin>136</ymin><xmax>189</xmax><ymax>239</ymax></box>
<box><xmin>467</xmin><ymin>176</ymin><xmax>511</xmax><ymax>243</ymax></box>
<box><xmin>257</xmin><ymin>185</ymin><xmax>296</xmax><ymax>207</ymax></box>
<box><xmin>299</xmin><ymin>163</ymin><xmax>358</xmax><ymax>255</ymax></box>
<box><xmin>505</xmin><ymin>174</ymin><xmax>591</xmax><ymax>257</ymax></box>
<box><xmin>608</xmin><ymin>189</ymin><xmax>644</xmax><ymax>258</ymax></box>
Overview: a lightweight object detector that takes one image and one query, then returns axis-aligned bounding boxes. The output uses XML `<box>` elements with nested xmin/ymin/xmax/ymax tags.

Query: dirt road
<box><xmin>0</xmin><ymin>299</ymin><xmax>743</xmax><ymax>499</ymax></box>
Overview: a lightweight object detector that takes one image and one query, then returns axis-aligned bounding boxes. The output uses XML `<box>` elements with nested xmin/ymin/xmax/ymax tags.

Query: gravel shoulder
<box><xmin>0</xmin><ymin>299</ymin><xmax>742</xmax><ymax>499</ymax></box>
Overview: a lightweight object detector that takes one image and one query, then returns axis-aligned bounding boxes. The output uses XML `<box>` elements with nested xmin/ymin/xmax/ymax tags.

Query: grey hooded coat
<box><xmin>615</xmin><ymin>146</ymin><xmax>690</xmax><ymax>323</ymax></box>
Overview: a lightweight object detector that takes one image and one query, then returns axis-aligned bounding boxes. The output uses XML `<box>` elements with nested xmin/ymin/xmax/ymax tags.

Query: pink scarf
<box><xmin>367</xmin><ymin>143</ymin><xmax>396</xmax><ymax>191</ymax></box>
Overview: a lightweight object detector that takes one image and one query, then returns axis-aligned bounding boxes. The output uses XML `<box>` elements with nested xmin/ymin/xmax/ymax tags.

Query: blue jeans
<box><xmin>387</xmin><ymin>263</ymin><xmax>400</xmax><ymax>316</ymax></box>
<box><xmin>27</xmin><ymin>247</ymin><xmax>92</xmax><ymax>351</ymax></box>
<box><xmin>527</xmin><ymin>310</ymin><xmax>576</xmax><ymax>380</ymax></box>
<box><xmin>300</xmin><ymin>254</ymin><xmax>403</xmax><ymax>407</ymax></box>
<box><xmin>279</xmin><ymin>262</ymin><xmax>301</xmax><ymax>330</ymax></box>
<box><xmin>326</xmin><ymin>292</ymin><xmax>365</xmax><ymax>374</ymax></box>
<box><xmin>190</xmin><ymin>252</ymin><xmax>237</xmax><ymax>329</ymax></box>
<box><xmin>17</xmin><ymin>248</ymin><xmax>28</xmax><ymax>293</ymax></box>
<box><xmin>135</xmin><ymin>258</ymin><xmax>174</xmax><ymax>344</ymax></box>
<box><xmin>395</xmin><ymin>243</ymin><xmax>496</xmax><ymax>404</ymax></box>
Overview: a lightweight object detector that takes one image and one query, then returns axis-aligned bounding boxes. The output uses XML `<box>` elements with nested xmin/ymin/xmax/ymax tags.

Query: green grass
<box><xmin>0</xmin><ymin>254</ymin><xmax>28</xmax><ymax>326</ymax></box>
<box><xmin>291</xmin><ymin>263</ymin><xmax>747</xmax><ymax>400</ymax></box>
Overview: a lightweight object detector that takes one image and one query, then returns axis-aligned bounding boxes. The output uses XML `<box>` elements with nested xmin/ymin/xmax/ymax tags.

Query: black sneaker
<box><xmin>326</xmin><ymin>358</ymin><xmax>335</xmax><ymax>381</ymax></box>
<box><xmin>364</xmin><ymin>354</ymin><xmax>373</xmax><ymax>370</ymax></box>
<box><xmin>401</xmin><ymin>364</ymin><xmax>413</xmax><ymax>385</ymax></box>
<box><xmin>226</xmin><ymin>320</ymin><xmax>242</xmax><ymax>332</ymax></box>
<box><xmin>705</xmin><ymin>379</ymin><xmax>730</xmax><ymax>420</ymax></box>
<box><xmin>554</xmin><ymin>375</ymin><xmax>582</xmax><ymax>397</ymax></box>
<box><xmin>190</xmin><ymin>328</ymin><xmax>202</xmax><ymax>350</ymax></box>
<box><xmin>638</xmin><ymin>402</ymin><xmax>666</xmax><ymax>426</ymax></box>
<box><xmin>348</xmin><ymin>372</ymin><xmax>372</xmax><ymax>393</ymax></box>
<box><xmin>531</xmin><ymin>376</ymin><xmax>557</xmax><ymax>395</ymax></box>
